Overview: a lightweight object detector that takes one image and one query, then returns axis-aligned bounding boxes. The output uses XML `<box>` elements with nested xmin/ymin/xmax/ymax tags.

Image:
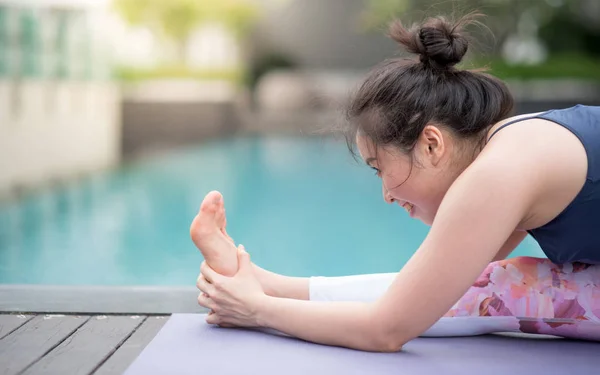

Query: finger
<box><xmin>206</xmin><ymin>312</ymin><xmax>220</xmax><ymax>325</ymax></box>
<box><xmin>206</xmin><ymin>313</ymin><xmax>234</xmax><ymax>328</ymax></box>
<box><xmin>199</xmin><ymin>261</ymin><xmax>212</xmax><ymax>284</ymax></box>
<box><xmin>197</xmin><ymin>292</ymin><xmax>217</xmax><ymax>311</ymax></box>
<box><xmin>196</xmin><ymin>274</ymin><xmax>216</xmax><ymax>295</ymax></box>
<box><xmin>200</xmin><ymin>261</ymin><xmax>223</xmax><ymax>285</ymax></box>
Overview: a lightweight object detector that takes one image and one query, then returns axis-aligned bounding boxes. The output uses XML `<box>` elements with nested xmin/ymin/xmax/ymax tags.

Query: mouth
<box><xmin>401</xmin><ymin>202</ymin><xmax>414</xmax><ymax>215</ymax></box>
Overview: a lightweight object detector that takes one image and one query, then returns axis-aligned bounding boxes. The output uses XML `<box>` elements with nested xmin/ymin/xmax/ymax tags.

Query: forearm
<box><xmin>252</xmin><ymin>264</ymin><xmax>309</xmax><ymax>300</ymax></box>
<box><xmin>257</xmin><ymin>296</ymin><xmax>395</xmax><ymax>352</ymax></box>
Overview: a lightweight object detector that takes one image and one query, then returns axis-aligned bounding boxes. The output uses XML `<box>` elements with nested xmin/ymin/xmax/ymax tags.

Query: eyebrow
<box><xmin>365</xmin><ymin>157</ymin><xmax>377</xmax><ymax>166</ymax></box>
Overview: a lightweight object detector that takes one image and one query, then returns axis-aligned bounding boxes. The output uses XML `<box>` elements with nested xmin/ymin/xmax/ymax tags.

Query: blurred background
<box><xmin>1</xmin><ymin>0</ymin><xmax>599</xmax><ymax>287</ymax></box>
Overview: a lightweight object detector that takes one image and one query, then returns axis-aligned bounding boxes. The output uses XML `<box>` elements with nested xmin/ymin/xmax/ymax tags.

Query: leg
<box><xmin>444</xmin><ymin>256</ymin><xmax>600</xmax><ymax>339</ymax></box>
<box><xmin>252</xmin><ymin>263</ymin><xmax>310</xmax><ymax>300</ymax></box>
<box><xmin>310</xmin><ymin>257</ymin><xmax>600</xmax><ymax>339</ymax></box>
<box><xmin>309</xmin><ymin>273</ymin><xmax>397</xmax><ymax>302</ymax></box>
<box><xmin>445</xmin><ymin>256</ymin><xmax>600</xmax><ymax>320</ymax></box>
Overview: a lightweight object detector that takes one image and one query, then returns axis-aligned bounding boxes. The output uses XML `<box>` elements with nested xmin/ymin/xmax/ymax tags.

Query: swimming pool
<box><xmin>0</xmin><ymin>136</ymin><xmax>545</xmax><ymax>286</ymax></box>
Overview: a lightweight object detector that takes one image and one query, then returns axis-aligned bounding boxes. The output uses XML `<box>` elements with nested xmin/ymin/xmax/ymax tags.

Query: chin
<box><xmin>416</xmin><ymin>211</ymin><xmax>434</xmax><ymax>226</ymax></box>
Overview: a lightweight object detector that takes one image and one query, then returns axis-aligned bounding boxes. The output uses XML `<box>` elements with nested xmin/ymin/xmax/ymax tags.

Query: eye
<box><xmin>371</xmin><ymin>167</ymin><xmax>381</xmax><ymax>176</ymax></box>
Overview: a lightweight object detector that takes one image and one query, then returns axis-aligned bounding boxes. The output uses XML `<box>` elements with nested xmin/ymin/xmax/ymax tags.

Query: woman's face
<box><xmin>356</xmin><ymin>126</ymin><xmax>463</xmax><ymax>226</ymax></box>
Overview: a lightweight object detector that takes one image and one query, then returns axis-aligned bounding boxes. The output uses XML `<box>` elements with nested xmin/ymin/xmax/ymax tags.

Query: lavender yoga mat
<box><xmin>124</xmin><ymin>314</ymin><xmax>599</xmax><ymax>375</ymax></box>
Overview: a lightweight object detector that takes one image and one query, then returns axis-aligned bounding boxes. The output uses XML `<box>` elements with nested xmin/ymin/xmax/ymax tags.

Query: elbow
<box><xmin>372</xmin><ymin>335</ymin><xmax>405</xmax><ymax>353</ymax></box>
<box><xmin>366</xmin><ymin>315</ymin><xmax>409</xmax><ymax>352</ymax></box>
<box><xmin>361</xmin><ymin>303</ymin><xmax>416</xmax><ymax>352</ymax></box>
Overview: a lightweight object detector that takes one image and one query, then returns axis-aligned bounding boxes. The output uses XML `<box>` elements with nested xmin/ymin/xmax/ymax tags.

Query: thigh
<box><xmin>445</xmin><ymin>256</ymin><xmax>600</xmax><ymax>319</ymax></box>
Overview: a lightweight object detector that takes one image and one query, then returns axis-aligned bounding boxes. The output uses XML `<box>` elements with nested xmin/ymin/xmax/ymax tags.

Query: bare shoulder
<box><xmin>482</xmin><ymin>112</ymin><xmax>587</xmax><ymax>172</ymax></box>
<box><xmin>490</xmin><ymin>111</ymin><xmax>547</xmax><ymax>130</ymax></box>
<box><xmin>476</xmin><ymin>114</ymin><xmax>588</xmax><ymax>229</ymax></box>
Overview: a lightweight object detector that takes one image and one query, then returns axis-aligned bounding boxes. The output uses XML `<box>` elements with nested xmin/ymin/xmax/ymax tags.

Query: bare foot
<box><xmin>190</xmin><ymin>191</ymin><xmax>239</xmax><ymax>276</ymax></box>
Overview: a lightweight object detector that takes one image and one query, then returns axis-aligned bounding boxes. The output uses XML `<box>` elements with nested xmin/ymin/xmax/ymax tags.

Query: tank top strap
<box><xmin>486</xmin><ymin>114</ymin><xmax>546</xmax><ymax>143</ymax></box>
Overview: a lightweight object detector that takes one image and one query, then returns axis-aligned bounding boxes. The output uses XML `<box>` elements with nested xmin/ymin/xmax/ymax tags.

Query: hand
<box><xmin>196</xmin><ymin>245</ymin><xmax>267</xmax><ymax>328</ymax></box>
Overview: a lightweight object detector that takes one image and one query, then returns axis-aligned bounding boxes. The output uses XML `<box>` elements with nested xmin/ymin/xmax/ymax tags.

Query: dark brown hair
<box><xmin>345</xmin><ymin>12</ymin><xmax>514</xmax><ymax>161</ymax></box>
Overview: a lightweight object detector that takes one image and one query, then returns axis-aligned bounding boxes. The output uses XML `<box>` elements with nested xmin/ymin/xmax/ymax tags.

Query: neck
<box><xmin>457</xmin><ymin>136</ymin><xmax>485</xmax><ymax>170</ymax></box>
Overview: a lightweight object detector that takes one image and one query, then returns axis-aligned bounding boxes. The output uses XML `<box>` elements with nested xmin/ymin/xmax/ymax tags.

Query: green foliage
<box><xmin>360</xmin><ymin>0</ymin><xmax>594</xmax><ymax>55</ymax></box>
<box><xmin>217</xmin><ymin>1</ymin><xmax>260</xmax><ymax>38</ymax></box>
<box><xmin>359</xmin><ymin>0</ymin><xmax>409</xmax><ymax>31</ymax></box>
<box><xmin>360</xmin><ymin>0</ymin><xmax>600</xmax><ymax>81</ymax></box>
<box><xmin>538</xmin><ymin>6</ymin><xmax>600</xmax><ymax>57</ymax></box>
<box><xmin>469</xmin><ymin>53</ymin><xmax>600</xmax><ymax>81</ymax></box>
<box><xmin>114</xmin><ymin>65</ymin><xmax>245</xmax><ymax>83</ymax></box>
<box><xmin>112</xmin><ymin>0</ymin><xmax>259</xmax><ymax>52</ymax></box>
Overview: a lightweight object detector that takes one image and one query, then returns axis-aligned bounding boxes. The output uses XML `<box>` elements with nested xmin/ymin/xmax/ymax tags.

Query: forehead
<box><xmin>355</xmin><ymin>134</ymin><xmax>377</xmax><ymax>160</ymax></box>
<box><xmin>356</xmin><ymin>134</ymin><xmax>408</xmax><ymax>167</ymax></box>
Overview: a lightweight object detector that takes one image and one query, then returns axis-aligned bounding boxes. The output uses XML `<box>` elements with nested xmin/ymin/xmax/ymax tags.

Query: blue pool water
<box><xmin>0</xmin><ymin>136</ymin><xmax>545</xmax><ymax>286</ymax></box>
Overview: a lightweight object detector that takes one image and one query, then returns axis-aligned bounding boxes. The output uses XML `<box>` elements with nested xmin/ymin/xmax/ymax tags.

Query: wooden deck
<box><xmin>0</xmin><ymin>313</ymin><xmax>169</xmax><ymax>375</ymax></box>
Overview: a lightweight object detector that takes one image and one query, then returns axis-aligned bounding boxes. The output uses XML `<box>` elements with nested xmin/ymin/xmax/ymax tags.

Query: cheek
<box><xmin>381</xmin><ymin>174</ymin><xmax>400</xmax><ymax>193</ymax></box>
<box><xmin>381</xmin><ymin>166</ymin><xmax>410</xmax><ymax>192</ymax></box>
<box><xmin>385</xmin><ymin>176</ymin><xmax>417</xmax><ymax>202</ymax></box>
<box><xmin>414</xmin><ymin>184</ymin><xmax>445</xmax><ymax>220</ymax></box>
<box><xmin>381</xmin><ymin>160</ymin><xmax>429</xmax><ymax>204</ymax></box>
<box><xmin>386</xmin><ymin>175</ymin><xmax>431</xmax><ymax>208</ymax></box>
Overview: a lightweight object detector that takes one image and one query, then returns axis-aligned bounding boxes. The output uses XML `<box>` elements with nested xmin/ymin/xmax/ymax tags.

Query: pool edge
<box><xmin>0</xmin><ymin>284</ymin><xmax>209</xmax><ymax>314</ymax></box>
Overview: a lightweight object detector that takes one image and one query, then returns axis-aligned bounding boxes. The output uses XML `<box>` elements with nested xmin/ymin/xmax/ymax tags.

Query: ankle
<box><xmin>253</xmin><ymin>265</ymin><xmax>281</xmax><ymax>297</ymax></box>
<box><xmin>251</xmin><ymin>264</ymin><xmax>310</xmax><ymax>300</ymax></box>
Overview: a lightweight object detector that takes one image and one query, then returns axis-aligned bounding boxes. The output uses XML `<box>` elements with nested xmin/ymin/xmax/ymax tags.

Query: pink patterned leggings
<box><xmin>310</xmin><ymin>256</ymin><xmax>600</xmax><ymax>340</ymax></box>
<box><xmin>444</xmin><ymin>256</ymin><xmax>600</xmax><ymax>339</ymax></box>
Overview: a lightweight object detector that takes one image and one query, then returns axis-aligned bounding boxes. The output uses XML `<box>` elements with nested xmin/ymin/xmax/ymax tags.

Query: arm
<box><xmin>259</xmin><ymin>299</ymin><xmax>383</xmax><ymax>350</ymax></box>
<box><xmin>492</xmin><ymin>229</ymin><xmax>527</xmax><ymax>261</ymax></box>
<box><xmin>255</xmin><ymin>151</ymin><xmax>538</xmax><ymax>351</ymax></box>
<box><xmin>371</xmin><ymin>156</ymin><xmax>535</xmax><ymax>348</ymax></box>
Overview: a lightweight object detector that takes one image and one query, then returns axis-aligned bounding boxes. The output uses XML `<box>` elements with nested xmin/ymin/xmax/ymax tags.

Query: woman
<box><xmin>190</xmin><ymin>13</ymin><xmax>600</xmax><ymax>351</ymax></box>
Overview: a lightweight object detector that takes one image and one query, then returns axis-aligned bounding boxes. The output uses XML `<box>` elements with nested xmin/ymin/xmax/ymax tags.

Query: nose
<box><xmin>382</xmin><ymin>184</ymin><xmax>395</xmax><ymax>204</ymax></box>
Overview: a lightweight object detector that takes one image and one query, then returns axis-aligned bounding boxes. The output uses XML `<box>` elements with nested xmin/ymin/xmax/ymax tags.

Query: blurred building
<box><xmin>0</xmin><ymin>0</ymin><xmax>119</xmax><ymax>197</ymax></box>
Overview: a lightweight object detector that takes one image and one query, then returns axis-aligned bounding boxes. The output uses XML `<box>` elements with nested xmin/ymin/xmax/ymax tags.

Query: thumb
<box><xmin>237</xmin><ymin>244</ymin><xmax>252</xmax><ymax>272</ymax></box>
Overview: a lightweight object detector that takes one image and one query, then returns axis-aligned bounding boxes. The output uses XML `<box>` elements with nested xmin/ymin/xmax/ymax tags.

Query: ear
<box><xmin>420</xmin><ymin>125</ymin><xmax>445</xmax><ymax>166</ymax></box>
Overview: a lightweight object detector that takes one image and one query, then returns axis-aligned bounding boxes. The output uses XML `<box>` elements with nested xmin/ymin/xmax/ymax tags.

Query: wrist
<box><xmin>254</xmin><ymin>294</ymin><xmax>276</xmax><ymax>328</ymax></box>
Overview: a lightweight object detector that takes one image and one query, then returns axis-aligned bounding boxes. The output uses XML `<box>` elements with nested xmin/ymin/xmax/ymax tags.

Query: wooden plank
<box><xmin>94</xmin><ymin>316</ymin><xmax>169</xmax><ymax>375</ymax></box>
<box><xmin>0</xmin><ymin>285</ymin><xmax>203</xmax><ymax>314</ymax></box>
<box><xmin>21</xmin><ymin>315</ymin><xmax>144</xmax><ymax>375</ymax></box>
<box><xmin>0</xmin><ymin>314</ymin><xmax>34</xmax><ymax>340</ymax></box>
<box><xmin>0</xmin><ymin>314</ymin><xmax>90</xmax><ymax>375</ymax></box>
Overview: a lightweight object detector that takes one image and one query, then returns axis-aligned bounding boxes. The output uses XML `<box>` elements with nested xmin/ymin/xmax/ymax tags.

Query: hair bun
<box><xmin>389</xmin><ymin>14</ymin><xmax>478</xmax><ymax>70</ymax></box>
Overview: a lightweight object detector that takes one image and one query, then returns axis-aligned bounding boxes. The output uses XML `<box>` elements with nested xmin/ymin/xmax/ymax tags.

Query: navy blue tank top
<box><xmin>487</xmin><ymin>105</ymin><xmax>600</xmax><ymax>264</ymax></box>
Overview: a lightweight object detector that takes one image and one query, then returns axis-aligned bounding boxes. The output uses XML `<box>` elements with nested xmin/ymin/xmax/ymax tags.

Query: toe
<box><xmin>211</xmin><ymin>191</ymin><xmax>222</xmax><ymax>205</ymax></box>
<box><xmin>200</xmin><ymin>191</ymin><xmax>222</xmax><ymax>213</ymax></box>
<box><xmin>193</xmin><ymin>193</ymin><xmax>222</xmax><ymax>241</ymax></box>
<box><xmin>215</xmin><ymin>201</ymin><xmax>227</xmax><ymax>230</ymax></box>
